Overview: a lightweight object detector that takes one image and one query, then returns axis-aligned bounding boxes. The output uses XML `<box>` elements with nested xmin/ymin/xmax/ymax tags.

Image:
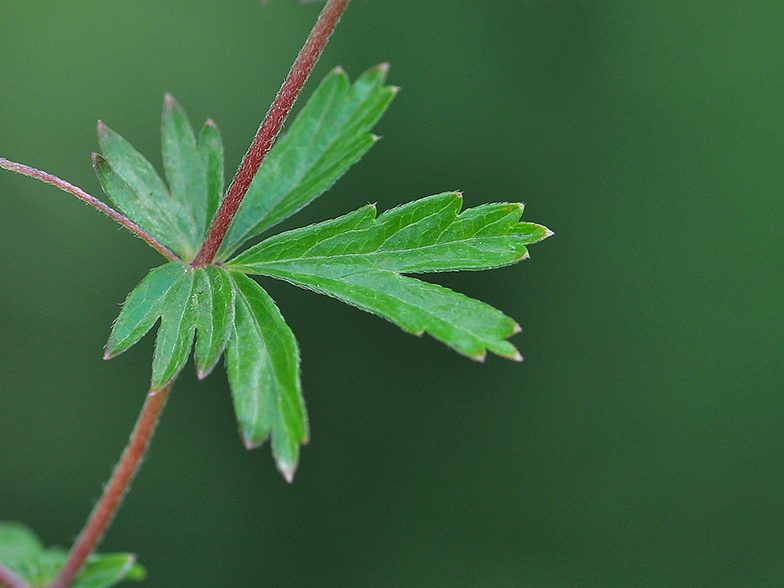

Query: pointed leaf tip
<box><xmin>96</xmin><ymin>120</ymin><xmax>110</xmax><ymax>140</ymax></box>
<box><xmin>276</xmin><ymin>459</ymin><xmax>298</xmax><ymax>483</ymax></box>
<box><xmin>243</xmin><ymin>436</ymin><xmax>262</xmax><ymax>450</ymax></box>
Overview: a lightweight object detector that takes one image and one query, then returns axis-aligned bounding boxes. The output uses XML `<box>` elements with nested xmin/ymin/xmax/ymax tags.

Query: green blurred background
<box><xmin>1</xmin><ymin>1</ymin><xmax>783</xmax><ymax>586</ymax></box>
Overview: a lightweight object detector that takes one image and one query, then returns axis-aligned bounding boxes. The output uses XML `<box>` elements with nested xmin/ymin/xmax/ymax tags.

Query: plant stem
<box><xmin>192</xmin><ymin>0</ymin><xmax>350</xmax><ymax>266</ymax></box>
<box><xmin>0</xmin><ymin>157</ymin><xmax>182</xmax><ymax>263</ymax></box>
<box><xmin>48</xmin><ymin>383</ymin><xmax>173</xmax><ymax>588</ymax></box>
<box><xmin>0</xmin><ymin>562</ymin><xmax>32</xmax><ymax>588</ymax></box>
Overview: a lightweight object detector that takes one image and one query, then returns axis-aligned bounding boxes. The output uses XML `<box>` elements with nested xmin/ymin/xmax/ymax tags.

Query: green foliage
<box><xmin>94</xmin><ymin>64</ymin><xmax>551</xmax><ymax>479</ymax></box>
<box><xmin>93</xmin><ymin>94</ymin><xmax>224</xmax><ymax>262</ymax></box>
<box><xmin>0</xmin><ymin>523</ymin><xmax>144</xmax><ymax>588</ymax></box>
<box><xmin>228</xmin><ymin>192</ymin><xmax>550</xmax><ymax>361</ymax></box>
<box><xmin>226</xmin><ymin>272</ymin><xmax>306</xmax><ymax>482</ymax></box>
<box><xmin>216</xmin><ymin>64</ymin><xmax>397</xmax><ymax>260</ymax></box>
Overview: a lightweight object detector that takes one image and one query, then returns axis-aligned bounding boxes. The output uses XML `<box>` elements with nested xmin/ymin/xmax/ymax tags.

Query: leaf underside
<box><xmin>98</xmin><ymin>65</ymin><xmax>551</xmax><ymax>480</ymax></box>
<box><xmin>0</xmin><ymin>522</ymin><xmax>145</xmax><ymax>588</ymax></box>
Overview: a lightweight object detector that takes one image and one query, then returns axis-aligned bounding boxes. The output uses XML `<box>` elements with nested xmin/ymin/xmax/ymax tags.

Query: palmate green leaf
<box><xmin>95</xmin><ymin>97</ymin><xmax>225</xmax><ymax>261</ymax></box>
<box><xmin>226</xmin><ymin>272</ymin><xmax>307</xmax><ymax>482</ymax></box>
<box><xmin>105</xmin><ymin>263</ymin><xmax>234</xmax><ymax>389</ymax></box>
<box><xmin>88</xmin><ymin>65</ymin><xmax>549</xmax><ymax>480</ymax></box>
<box><xmin>105</xmin><ymin>264</ymin><xmax>304</xmax><ymax>477</ymax></box>
<box><xmin>216</xmin><ymin>64</ymin><xmax>397</xmax><ymax>260</ymax></box>
<box><xmin>226</xmin><ymin>192</ymin><xmax>552</xmax><ymax>361</ymax></box>
<box><xmin>0</xmin><ymin>522</ymin><xmax>145</xmax><ymax>588</ymax></box>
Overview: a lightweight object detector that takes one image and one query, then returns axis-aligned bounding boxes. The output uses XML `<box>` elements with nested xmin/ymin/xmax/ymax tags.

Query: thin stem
<box><xmin>48</xmin><ymin>383</ymin><xmax>173</xmax><ymax>588</ymax></box>
<box><xmin>0</xmin><ymin>562</ymin><xmax>32</xmax><ymax>588</ymax></box>
<box><xmin>192</xmin><ymin>0</ymin><xmax>350</xmax><ymax>266</ymax></box>
<box><xmin>0</xmin><ymin>157</ymin><xmax>181</xmax><ymax>263</ymax></box>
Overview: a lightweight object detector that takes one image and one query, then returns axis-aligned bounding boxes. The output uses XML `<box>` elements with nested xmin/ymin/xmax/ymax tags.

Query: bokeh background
<box><xmin>1</xmin><ymin>1</ymin><xmax>783</xmax><ymax>586</ymax></box>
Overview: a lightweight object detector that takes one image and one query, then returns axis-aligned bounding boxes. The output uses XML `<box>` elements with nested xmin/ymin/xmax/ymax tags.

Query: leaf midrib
<box><xmin>244</xmin><ymin>234</ymin><xmax>522</xmax><ymax>267</ymax></box>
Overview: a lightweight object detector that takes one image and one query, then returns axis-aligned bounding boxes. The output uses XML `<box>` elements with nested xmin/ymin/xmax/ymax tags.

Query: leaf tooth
<box><xmin>499</xmin><ymin>345</ymin><xmax>523</xmax><ymax>363</ymax></box>
<box><xmin>277</xmin><ymin>460</ymin><xmax>297</xmax><ymax>484</ymax></box>
<box><xmin>243</xmin><ymin>436</ymin><xmax>264</xmax><ymax>450</ymax></box>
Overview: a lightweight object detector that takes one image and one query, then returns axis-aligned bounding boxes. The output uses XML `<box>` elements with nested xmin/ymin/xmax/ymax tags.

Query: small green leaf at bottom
<box><xmin>0</xmin><ymin>522</ymin><xmax>145</xmax><ymax>588</ymax></box>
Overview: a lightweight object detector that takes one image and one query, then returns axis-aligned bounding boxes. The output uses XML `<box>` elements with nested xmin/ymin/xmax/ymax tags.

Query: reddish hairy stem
<box><xmin>0</xmin><ymin>563</ymin><xmax>32</xmax><ymax>588</ymax></box>
<box><xmin>48</xmin><ymin>384</ymin><xmax>173</xmax><ymax>588</ymax></box>
<box><xmin>0</xmin><ymin>158</ymin><xmax>181</xmax><ymax>263</ymax></box>
<box><xmin>192</xmin><ymin>0</ymin><xmax>350</xmax><ymax>266</ymax></box>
